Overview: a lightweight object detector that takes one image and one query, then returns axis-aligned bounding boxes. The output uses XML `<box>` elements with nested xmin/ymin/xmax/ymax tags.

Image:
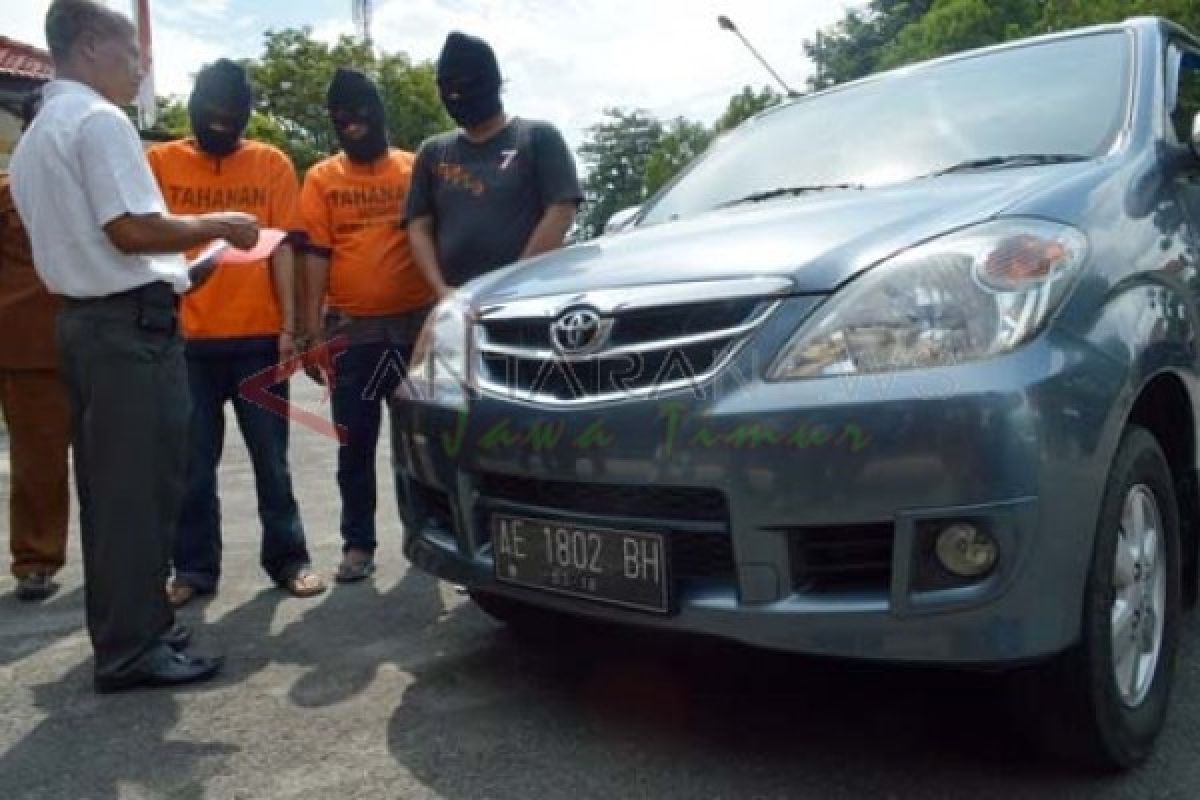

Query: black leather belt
<box><xmin>63</xmin><ymin>281</ymin><xmax>178</xmax><ymax>309</ymax></box>
<box><xmin>62</xmin><ymin>281</ymin><xmax>179</xmax><ymax>334</ymax></box>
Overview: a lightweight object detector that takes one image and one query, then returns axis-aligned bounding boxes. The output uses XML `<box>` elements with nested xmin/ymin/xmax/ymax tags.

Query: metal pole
<box><xmin>717</xmin><ymin>15</ymin><xmax>799</xmax><ymax>98</ymax></box>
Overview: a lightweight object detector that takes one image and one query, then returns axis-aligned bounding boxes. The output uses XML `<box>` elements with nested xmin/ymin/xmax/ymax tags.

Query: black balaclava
<box><xmin>436</xmin><ymin>32</ymin><xmax>503</xmax><ymax>129</ymax></box>
<box><xmin>326</xmin><ymin>68</ymin><xmax>389</xmax><ymax>164</ymax></box>
<box><xmin>188</xmin><ymin>59</ymin><xmax>253</xmax><ymax>157</ymax></box>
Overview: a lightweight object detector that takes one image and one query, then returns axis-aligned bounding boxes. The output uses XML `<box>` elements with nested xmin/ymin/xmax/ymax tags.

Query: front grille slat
<box><xmin>475</xmin><ymin>296</ymin><xmax>775</xmax><ymax>405</ymax></box>
<box><xmin>483</xmin><ymin>298</ymin><xmax>760</xmax><ymax>351</ymax></box>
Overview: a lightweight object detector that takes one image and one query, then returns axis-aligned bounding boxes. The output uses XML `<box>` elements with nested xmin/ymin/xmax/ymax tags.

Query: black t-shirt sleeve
<box><xmin>531</xmin><ymin>123</ymin><xmax>583</xmax><ymax>207</ymax></box>
<box><xmin>403</xmin><ymin>139</ymin><xmax>437</xmax><ymax>225</ymax></box>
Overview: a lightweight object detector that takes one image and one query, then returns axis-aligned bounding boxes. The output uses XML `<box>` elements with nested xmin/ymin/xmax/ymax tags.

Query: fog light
<box><xmin>934</xmin><ymin>524</ymin><xmax>997</xmax><ymax>578</ymax></box>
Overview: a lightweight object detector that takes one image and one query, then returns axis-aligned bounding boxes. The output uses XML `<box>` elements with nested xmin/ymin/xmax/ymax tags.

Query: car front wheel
<box><xmin>1021</xmin><ymin>425</ymin><xmax>1181</xmax><ymax>770</ymax></box>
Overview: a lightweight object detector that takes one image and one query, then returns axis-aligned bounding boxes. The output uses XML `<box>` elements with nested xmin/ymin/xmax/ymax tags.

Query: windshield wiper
<box><xmin>922</xmin><ymin>153</ymin><xmax>1091</xmax><ymax>178</ymax></box>
<box><xmin>719</xmin><ymin>183</ymin><xmax>865</xmax><ymax>208</ymax></box>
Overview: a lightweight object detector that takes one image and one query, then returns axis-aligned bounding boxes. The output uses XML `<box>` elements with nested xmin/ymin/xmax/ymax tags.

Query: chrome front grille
<box><xmin>472</xmin><ymin>278</ymin><xmax>787</xmax><ymax>405</ymax></box>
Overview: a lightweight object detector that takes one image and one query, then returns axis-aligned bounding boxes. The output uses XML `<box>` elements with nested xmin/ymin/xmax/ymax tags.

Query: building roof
<box><xmin>0</xmin><ymin>36</ymin><xmax>52</xmax><ymax>82</ymax></box>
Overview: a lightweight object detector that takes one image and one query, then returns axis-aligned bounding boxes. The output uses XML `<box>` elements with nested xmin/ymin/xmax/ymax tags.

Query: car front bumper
<box><xmin>392</xmin><ymin>328</ymin><xmax>1124</xmax><ymax>665</ymax></box>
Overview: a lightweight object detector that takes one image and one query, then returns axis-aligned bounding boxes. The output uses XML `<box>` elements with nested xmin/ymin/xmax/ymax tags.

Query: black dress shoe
<box><xmin>161</xmin><ymin>623</ymin><xmax>192</xmax><ymax>652</ymax></box>
<box><xmin>15</xmin><ymin>573</ymin><xmax>59</xmax><ymax>602</ymax></box>
<box><xmin>94</xmin><ymin>645</ymin><xmax>223</xmax><ymax>694</ymax></box>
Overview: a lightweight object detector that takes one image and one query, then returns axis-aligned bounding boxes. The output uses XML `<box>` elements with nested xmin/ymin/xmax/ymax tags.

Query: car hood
<box><xmin>472</xmin><ymin>163</ymin><xmax>1101</xmax><ymax>302</ymax></box>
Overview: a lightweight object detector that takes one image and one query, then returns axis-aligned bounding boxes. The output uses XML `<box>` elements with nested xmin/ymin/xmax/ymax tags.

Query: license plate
<box><xmin>491</xmin><ymin>514</ymin><xmax>669</xmax><ymax>613</ymax></box>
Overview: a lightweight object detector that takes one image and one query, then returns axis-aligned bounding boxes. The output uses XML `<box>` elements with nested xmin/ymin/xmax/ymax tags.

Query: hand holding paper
<box><xmin>216</xmin><ymin>228</ymin><xmax>289</xmax><ymax>265</ymax></box>
<box><xmin>185</xmin><ymin>228</ymin><xmax>289</xmax><ymax>294</ymax></box>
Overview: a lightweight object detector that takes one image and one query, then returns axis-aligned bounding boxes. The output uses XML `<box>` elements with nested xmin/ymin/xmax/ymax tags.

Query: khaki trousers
<box><xmin>0</xmin><ymin>369</ymin><xmax>70</xmax><ymax>579</ymax></box>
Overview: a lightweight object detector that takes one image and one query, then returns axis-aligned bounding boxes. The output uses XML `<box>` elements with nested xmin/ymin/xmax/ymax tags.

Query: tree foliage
<box><xmin>575</xmin><ymin>86</ymin><xmax>785</xmax><ymax>237</ymax></box>
<box><xmin>577</xmin><ymin>109</ymin><xmax>663</xmax><ymax>239</ymax></box>
<box><xmin>806</xmin><ymin>0</ymin><xmax>1200</xmax><ymax>87</ymax></box>
<box><xmin>803</xmin><ymin>0</ymin><xmax>933</xmax><ymax>90</ymax></box>
<box><xmin>147</xmin><ymin>28</ymin><xmax>452</xmax><ymax>173</ymax></box>
<box><xmin>877</xmin><ymin>0</ymin><xmax>1041</xmax><ymax>70</ymax></box>
<box><xmin>714</xmin><ymin>86</ymin><xmax>782</xmax><ymax>133</ymax></box>
<box><xmin>246</xmin><ymin>28</ymin><xmax>451</xmax><ymax>171</ymax></box>
<box><xmin>644</xmin><ymin>118</ymin><xmax>713</xmax><ymax>196</ymax></box>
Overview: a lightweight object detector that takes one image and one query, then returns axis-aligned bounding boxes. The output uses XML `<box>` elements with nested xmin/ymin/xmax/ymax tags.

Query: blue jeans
<box><xmin>331</xmin><ymin>338</ymin><xmax>415</xmax><ymax>555</ymax></box>
<box><xmin>173</xmin><ymin>343</ymin><xmax>310</xmax><ymax>591</ymax></box>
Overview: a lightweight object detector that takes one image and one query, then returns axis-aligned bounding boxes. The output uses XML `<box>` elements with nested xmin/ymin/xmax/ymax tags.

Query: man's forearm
<box><xmin>270</xmin><ymin>245</ymin><xmax>297</xmax><ymax>332</ymax></box>
<box><xmin>104</xmin><ymin>212</ymin><xmax>228</xmax><ymax>255</ymax></box>
<box><xmin>408</xmin><ymin>218</ymin><xmax>450</xmax><ymax>297</ymax></box>
<box><xmin>303</xmin><ymin>253</ymin><xmax>330</xmax><ymax>337</ymax></box>
<box><xmin>520</xmin><ymin>203</ymin><xmax>577</xmax><ymax>260</ymax></box>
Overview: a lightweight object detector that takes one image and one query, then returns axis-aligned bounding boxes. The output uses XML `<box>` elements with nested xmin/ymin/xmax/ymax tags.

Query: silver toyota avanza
<box><xmin>393</xmin><ymin>18</ymin><xmax>1200</xmax><ymax>769</ymax></box>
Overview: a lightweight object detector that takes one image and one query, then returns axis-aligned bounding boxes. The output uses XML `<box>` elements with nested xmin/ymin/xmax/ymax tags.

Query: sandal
<box><xmin>166</xmin><ymin>580</ymin><xmax>199</xmax><ymax>609</ymax></box>
<box><xmin>335</xmin><ymin>551</ymin><xmax>376</xmax><ymax>583</ymax></box>
<box><xmin>280</xmin><ymin>569</ymin><xmax>327</xmax><ymax>598</ymax></box>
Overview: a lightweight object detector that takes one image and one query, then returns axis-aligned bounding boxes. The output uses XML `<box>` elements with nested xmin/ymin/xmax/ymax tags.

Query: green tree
<box><xmin>714</xmin><ymin>86</ymin><xmax>782</xmax><ymax>132</ymax></box>
<box><xmin>804</xmin><ymin>0</ymin><xmax>933</xmax><ymax>89</ymax></box>
<box><xmin>376</xmin><ymin>55</ymin><xmax>451</xmax><ymax>155</ymax></box>
<box><xmin>878</xmin><ymin>0</ymin><xmax>1041</xmax><ymax>70</ymax></box>
<box><xmin>644</xmin><ymin>118</ymin><xmax>712</xmax><ymax>196</ymax></box>
<box><xmin>245</xmin><ymin>28</ymin><xmax>451</xmax><ymax>172</ymax></box>
<box><xmin>246</xmin><ymin>29</ymin><xmax>370</xmax><ymax>171</ymax></box>
<box><xmin>577</xmin><ymin>108</ymin><xmax>663</xmax><ymax>239</ymax></box>
<box><xmin>805</xmin><ymin>0</ymin><xmax>1200</xmax><ymax>90</ymax></box>
<box><xmin>1036</xmin><ymin>0</ymin><xmax>1198</xmax><ymax>31</ymax></box>
<box><xmin>640</xmin><ymin>87</ymin><xmax>780</xmax><ymax>201</ymax></box>
<box><xmin>154</xmin><ymin>96</ymin><xmax>189</xmax><ymax>134</ymax></box>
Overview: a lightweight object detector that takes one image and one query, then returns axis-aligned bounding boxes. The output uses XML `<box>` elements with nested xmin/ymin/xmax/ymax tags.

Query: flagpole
<box><xmin>131</xmin><ymin>0</ymin><xmax>157</xmax><ymax>128</ymax></box>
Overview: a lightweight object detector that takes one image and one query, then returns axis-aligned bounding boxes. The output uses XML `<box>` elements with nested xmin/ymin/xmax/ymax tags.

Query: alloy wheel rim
<box><xmin>1111</xmin><ymin>484</ymin><xmax>1166</xmax><ymax>708</ymax></box>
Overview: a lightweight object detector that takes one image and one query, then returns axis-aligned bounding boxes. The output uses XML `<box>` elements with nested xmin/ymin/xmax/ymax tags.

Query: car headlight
<box><xmin>769</xmin><ymin>218</ymin><xmax>1088</xmax><ymax>379</ymax></box>
<box><xmin>402</xmin><ymin>293</ymin><xmax>470</xmax><ymax>410</ymax></box>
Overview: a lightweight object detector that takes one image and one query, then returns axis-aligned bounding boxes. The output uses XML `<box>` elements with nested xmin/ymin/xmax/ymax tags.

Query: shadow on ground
<box><xmin>1</xmin><ymin>659</ymin><xmax>238</xmax><ymax>800</ymax></box>
<box><xmin>206</xmin><ymin>564</ymin><xmax>446</xmax><ymax>704</ymax></box>
<box><xmin>0</xmin><ymin>586</ymin><xmax>85</xmax><ymax>668</ymax></box>
<box><xmin>385</xmin><ymin>613</ymin><xmax>1198</xmax><ymax>800</ymax></box>
<box><xmin>3</xmin><ymin>566</ymin><xmax>1196</xmax><ymax>799</ymax></box>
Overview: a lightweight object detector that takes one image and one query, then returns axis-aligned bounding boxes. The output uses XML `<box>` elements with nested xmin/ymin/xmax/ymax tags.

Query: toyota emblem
<box><xmin>550</xmin><ymin>308</ymin><xmax>611</xmax><ymax>356</ymax></box>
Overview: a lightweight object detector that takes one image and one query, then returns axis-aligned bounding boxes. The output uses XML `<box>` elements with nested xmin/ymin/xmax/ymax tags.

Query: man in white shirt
<box><xmin>10</xmin><ymin>0</ymin><xmax>259</xmax><ymax>693</ymax></box>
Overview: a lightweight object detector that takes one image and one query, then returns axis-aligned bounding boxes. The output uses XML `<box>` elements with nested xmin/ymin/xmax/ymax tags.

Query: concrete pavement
<box><xmin>2</xmin><ymin>381</ymin><xmax>1199</xmax><ymax>799</ymax></box>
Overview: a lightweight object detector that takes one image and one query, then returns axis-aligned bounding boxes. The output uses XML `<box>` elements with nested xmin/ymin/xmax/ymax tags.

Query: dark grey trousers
<box><xmin>57</xmin><ymin>289</ymin><xmax>190</xmax><ymax>681</ymax></box>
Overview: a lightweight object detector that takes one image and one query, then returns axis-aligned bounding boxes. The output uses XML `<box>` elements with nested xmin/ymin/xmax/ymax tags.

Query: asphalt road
<box><xmin>2</xmin><ymin>381</ymin><xmax>1199</xmax><ymax>799</ymax></box>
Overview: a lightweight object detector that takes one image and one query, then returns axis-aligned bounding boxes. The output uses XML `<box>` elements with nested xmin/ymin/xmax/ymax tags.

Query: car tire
<box><xmin>1020</xmin><ymin>425</ymin><xmax>1181</xmax><ymax>770</ymax></box>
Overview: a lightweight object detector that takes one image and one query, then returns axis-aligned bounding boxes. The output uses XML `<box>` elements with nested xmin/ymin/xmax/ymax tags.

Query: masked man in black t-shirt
<box><xmin>405</xmin><ymin>32</ymin><xmax>583</xmax><ymax>294</ymax></box>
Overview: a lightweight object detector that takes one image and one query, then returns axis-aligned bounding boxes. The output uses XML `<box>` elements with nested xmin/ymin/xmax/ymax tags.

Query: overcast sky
<box><xmin>5</xmin><ymin>0</ymin><xmax>849</xmax><ymax>152</ymax></box>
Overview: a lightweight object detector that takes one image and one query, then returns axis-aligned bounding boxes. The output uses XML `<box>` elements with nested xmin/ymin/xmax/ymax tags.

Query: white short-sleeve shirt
<box><xmin>9</xmin><ymin>80</ymin><xmax>189</xmax><ymax>298</ymax></box>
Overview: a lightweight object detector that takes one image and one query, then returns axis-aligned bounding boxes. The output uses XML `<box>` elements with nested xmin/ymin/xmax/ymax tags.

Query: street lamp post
<box><xmin>717</xmin><ymin>15</ymin><xmax>799</xmax><ymax>98</ymax></box>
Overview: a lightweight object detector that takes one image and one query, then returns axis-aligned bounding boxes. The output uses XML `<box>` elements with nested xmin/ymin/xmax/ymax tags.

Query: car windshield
<box><xmin>640</xmin><ymin>31</ymin><xmax>1132</xmax><ymax>226</ymax></box>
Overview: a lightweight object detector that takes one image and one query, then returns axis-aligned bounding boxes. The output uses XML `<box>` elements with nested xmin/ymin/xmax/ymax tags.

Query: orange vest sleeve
<box><xmin>268</xmin><ymin>151</ymin><xmax>302</xmax><ymax>234</ymax></box>
<box><xmin>145</xmin><ymin>145</ymin><xmax>165</xmax><ymax>189</ymax></box>
<box><xmin>299</xmin><ymin>169</ymin><xmax>331</xmax><ymax>251</ymax></box>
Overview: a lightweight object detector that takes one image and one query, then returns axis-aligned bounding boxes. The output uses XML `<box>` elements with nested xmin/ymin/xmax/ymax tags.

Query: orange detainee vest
<box><xmin>147</xmin><ymin>139</ymin><xmax>301</xmax><ymax>339</ymax></box>
<box><xmin>299</xmin><ymin>150</ymin><xmax>434</xmax><ymax>317</ymax></box>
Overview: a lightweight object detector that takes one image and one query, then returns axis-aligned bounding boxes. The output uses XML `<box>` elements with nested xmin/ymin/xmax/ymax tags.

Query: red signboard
<box><xmin>0</xmin><ymin>36</ymin><xmax>53</xmax><ymax>81</ymax></box>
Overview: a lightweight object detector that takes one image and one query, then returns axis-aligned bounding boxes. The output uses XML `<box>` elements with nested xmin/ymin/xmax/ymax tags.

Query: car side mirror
<box><xmin>604</xmin><ymin>206</ymin><xmax>640</xmax><ymax>235</ymax></box>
